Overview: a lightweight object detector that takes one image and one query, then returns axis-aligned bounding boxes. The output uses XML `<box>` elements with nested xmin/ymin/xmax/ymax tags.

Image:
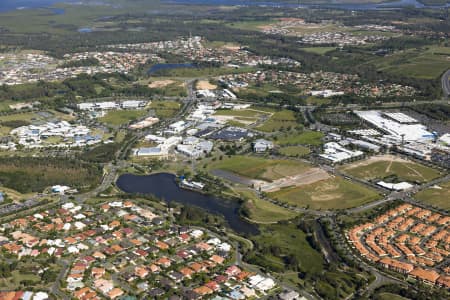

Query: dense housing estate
<box><xmin>347</xmin><ymin>204</ymin><xmax>450</xmax><ymax>288</ymax></box>
<box><xmin>0</xmin><ymin>200</ymin><xmax>277</xmax><ymax>299</ymax></box>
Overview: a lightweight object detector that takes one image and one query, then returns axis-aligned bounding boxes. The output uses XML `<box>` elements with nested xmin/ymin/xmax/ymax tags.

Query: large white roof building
<box><xmin>354</xmin><ymin>110</ymin><xmax>434</xmax><ymax>142</ymax></box>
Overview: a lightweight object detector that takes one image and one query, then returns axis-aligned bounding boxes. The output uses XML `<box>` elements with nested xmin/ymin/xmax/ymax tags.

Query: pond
<box><xmin>116</xmin><ymin>173</ymin><xmax>259</xmax><ymax>235</ymax></box>
<box><xmin>78</xmin><ymin>27</ymin><xmax>93</xmax><ymax>33</ymax></box>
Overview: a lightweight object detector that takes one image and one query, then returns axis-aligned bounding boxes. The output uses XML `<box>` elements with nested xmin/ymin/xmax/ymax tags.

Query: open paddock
<box><xmin>340</xmin><ymin>155</ymin><xmax>442</xmax><ymax>183</ymax></box>
<box><xmin>269</xmin><ymin>176</ymin><xmax>381</xmax><ymax>210</ymax></box>
<box><xmin>210</xmin><ymin>155</ymin><xmax>312</xmax><ymax>183</ymax></box>
<box><xmin>415</xmin><ymin>180</ymin><xmax>450</xmax><ymax>210</ymax></box>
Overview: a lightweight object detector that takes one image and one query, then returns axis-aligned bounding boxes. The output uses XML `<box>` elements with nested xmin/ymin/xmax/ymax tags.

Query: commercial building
<box><xmin>354</xmin><ymin>110</ymin><xmax>434</xmax><ymax>142</ymax></box>
<box><xmin>319</xmin><ymin>142</ymin><xmax>364</xmax><ymax>164</ymax></box>
<box><xmin>252</xmin><ymin>139</ymin><xmax>274</xmax><ymax>153</ymax></box>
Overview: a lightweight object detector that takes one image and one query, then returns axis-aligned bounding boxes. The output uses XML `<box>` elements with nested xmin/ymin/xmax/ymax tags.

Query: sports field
<box><xmin>211</xmin><ymin>155</ymin><xmax>311</xmax><ymax>182</ymax></box>
<box><xmin>415</xmin><ymin>180</ymin><xmax>450</xmax><ymax>210</ymax></box>
<box><xmin>340</xmin><ymin>155</ymin><xmax>441</xmax><ymax>183</ymax></box>
<box><xmin>269</xmin><ymin>176</ymin><xmax>381</xmax><ymax>210</ymax></box>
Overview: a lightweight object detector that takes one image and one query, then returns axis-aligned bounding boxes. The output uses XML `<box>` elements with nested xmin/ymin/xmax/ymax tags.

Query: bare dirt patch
<box><xmin>196</xmin><ymin>80</ymin><xmax>217</xmax><ymax>90</ymax></box>
<box><xmin>221</xmin><ymin>44</ymin><xmax>241</xmax><ymax>51</ymax></box>
<box><xmin>148</xmin><ymin>80</ymin><xmax>175</xmax><ymax>88</ymax></box>
<box><xmin>259</xmin><ymin>168</ymin><xmax>330</xmax><ymax>192</ymax></box>
<box><xmin>341</xmin><ymin>154</ymin><xmax>407</xmax><ymax>170</ymax></box>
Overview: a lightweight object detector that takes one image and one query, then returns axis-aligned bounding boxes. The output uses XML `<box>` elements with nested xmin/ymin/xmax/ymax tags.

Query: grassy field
<box><xmin>239</xmin><ymin>189</ymin><xmax>298</xmax><ymax>223</ymax></box>
<box><xmin>257</xmin><ymin>110</ymin><xmax>299</xmax><ymax>132</ymax></box>
<box><xmin>375</xmin><ymin>293</ymin><xmax>410</xmax><ymax>300</ymax></box>
<box><xmin>301</xmin><ymin>47</ymin><xmax>336</xmax><ymax>54</ymax></box>
<box><xmin>0</xmin><ymin>110</ymin><xmax>74</xmax><ymax>134</ymax></box>
<box><xmin>278</xmin><ymin>146</ymin><xmax>310</xmax><ymax>157</ymax></box>
<box><xmin>341</xmin><ymin>158</ymin><xmax>442</xmax><ymax>183</ymax></box>
<box><xmin>148</xmin><ymin>80</ymin><xmax>187</xmax><ymax>97</ymax></box>
<box><xmin>370</xmin><ymin>46</ymin><xmax>450</xmax><ymax>79</ymax></box>
<box><xmin>214</xmin><ymin>108</ymin><xmax>269</xmax><ymax>126</ymax></box>
<box><xmin>269</xmin><ymin>177</ymin><xmax>381</xmax><ymax>210</ymax></box>
<box><xmin>415</xmin><ymin>180</ymin><xmax>450</xmax><ymax>210</ymax></box>
<box><xmin>153</xmin><ymin>66</ymin><xmax>257</xmax><ymax>78</ymax></box>
<box><xmin>227</xmin><ymin>20</ymin><xmax>274</xmax><ymax>31</ymax></box>
<box><xmin>99</xmin><ymin>109</ymin><xmax>148</xmax><ymax>126</ymax></box>
<box><xmin>0</xmin><ymin>270</ymin><xmax>41</xmax><ymax>289</ymax></box>
<box><xmin>211</xmin><ymin>155</ymin><xmax>311</xmax><ymax>182</ymax></box>
<box><xmin>275</xmin><ymin>131</ymin><xmax>324</xmax><ymax>146</ymax></box>
<box><xmin>149</xmin><ymin>101</ymin><xmax>181</xmax><ymax>119</ymax></box>
<box><xmin>0</xmin><ymin>110</ymin><xmax>74</xmax><ymax>123</ymax></box>
<box><xmin>249</xmin><ymin>223</ymin><xmax>324</xmax><ymax>275</ymax></box>
<box><xmin>0</xmin><ymin>157</ymin><xmax>102</xmax><ymax>193</ymax></box>
<box><xmin>215</xmin><ymin>109</ymin><xmax>267</xmax><ymax>118</ymax></box>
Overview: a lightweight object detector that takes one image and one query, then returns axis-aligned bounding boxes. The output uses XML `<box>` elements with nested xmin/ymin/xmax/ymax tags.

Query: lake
<box><xmin>163</xmin><ymin>0</ymin><xmax>449</xmax><ymax>10</ymax></box>
<box><xmin>116</xmin><ymin>173</ymin><xmax>259</xmax><ymax>235</ymax></box>
<box><xmin>1</xmin><ymin>0</ymin><xmax>447</xmax><ymax>14</ymax></box>
<box><xmin>0</xmin><ymin>0</ymin><xmax>71</xmax><ymax>13</ymax></box>
<box><xmin>148</xmin><ymin>63</ymin><xmax>196</xmax><ymax>75</ymax></box>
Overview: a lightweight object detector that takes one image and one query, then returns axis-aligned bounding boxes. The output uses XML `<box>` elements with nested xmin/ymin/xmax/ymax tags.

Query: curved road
<box><xmin>442</xmin><ymin>69</ymin><xmax>450</xmax><ymax>99</ymax></box>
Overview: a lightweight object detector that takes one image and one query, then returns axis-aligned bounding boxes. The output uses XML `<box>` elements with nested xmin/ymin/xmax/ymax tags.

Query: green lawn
<box><xmin>211</xmin><ymin>155</ymin><xmax>311</xmax><ymax>182</ymax></box>
<box><xmin>11</xmin><ymin>270</ymin><xmax>40</xmax><ymax>285</ymax></box>
<box><xmin>239</xmin><ymin>189</ymin><xmax>298</xmax><ymax>223</ymax></box>
<box><xmin>269</xmin><ymin>177</ymin><xmax>381</xmax><ymax>210</ymax></box>
<box><xmin>99</xmin><ymin>109</ymin><xmax>147</xmax><ymax>126</ymax></box>
<box><xmin>415</xmin><ymin>180</ymin><xmax>450</xmax><ymax>210</ymax></box>
<box><xmin>0</xmin><ymin>112</ymin><xmax>38</xmax><ymax>122</ymax></box>
<box><xmin>275</xmin><ymin>131</ymin><xmax>324</xmax><ymax>146</ymax></box>
<box><xmin>375</xmin><ymin>293</ymin><xmax>410</xmax><ymax>300</ymax></box>
<box><xmin>149</xmin><ymin>101</ymin><xmax>181</xmax><ymax>119</ymax></box>
<box><xmin>214</xmin><ymin>109</ymin><xmax>267</xmax><ymax>118</ymax></box>
<box><xmin>257</xmin><ymin>110</ymin><xmax>299</xmax><ymax>132</ymax></box>
<box><xmin>278</xmin><ymin>146</ymin><xmax>311</xmax><ymax>157</ymax></box>
<box><xmin>341</xmin><ymin>159</ymin><xmax>442</xmax><ymax>183</ymax></box>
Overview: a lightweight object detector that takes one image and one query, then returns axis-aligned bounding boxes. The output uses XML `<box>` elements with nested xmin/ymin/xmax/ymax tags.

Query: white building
<box><xmin>176</xmin><ymin>138</ymin><xmax>213</xmax><ymax>158</ymax></box>
<box><xmin>310</xmin><ymin>90</ymin><xmax>344</xmax><ymax>98</ymax></box>
<box><xmin>253</xmin><ymin>139</ymin><xmax>274</xmax><ymax>152</ymax></box>
<box><xmin>51</xmin><ymin>185</ymin><xmax>71</xmax><ymax>195</ymax></box>
<box><xmin>320</xmin><ymin>142</ymin><xmax>364</xmax><ymax>164</ymax></box>
<box><xmin>121</xmin><ymin>100</ymin><xmax>147</xmax><ymax>109</ymax></box>
<box><xmin>354</xmin><ymin>110</ymin><xmax>434</xmax><ymax>142</ymax></box>
<box><xmin>377</xmin><ymin>181</ymin><xmax>413</xmax><ymax>191</ymax></box>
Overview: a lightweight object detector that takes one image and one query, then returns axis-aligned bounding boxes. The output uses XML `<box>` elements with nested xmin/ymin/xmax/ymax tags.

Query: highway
<box><xmin>442</xmin><ymin>69</ymin><xmax>450</xmax><ymax>99</ymax></box>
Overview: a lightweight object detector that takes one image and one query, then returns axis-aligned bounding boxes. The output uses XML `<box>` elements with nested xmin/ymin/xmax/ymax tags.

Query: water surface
<box><xmin>116</xmin><ymin>173</ymin><xmax>259</xmax><ymax>235</ymax></box>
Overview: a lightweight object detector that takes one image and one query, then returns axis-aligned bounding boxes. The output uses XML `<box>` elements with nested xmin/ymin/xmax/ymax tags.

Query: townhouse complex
<box><xmin>347</xmin><ymin>204</ymin><xmax>450</xmax><ymax>288</ymax></box>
